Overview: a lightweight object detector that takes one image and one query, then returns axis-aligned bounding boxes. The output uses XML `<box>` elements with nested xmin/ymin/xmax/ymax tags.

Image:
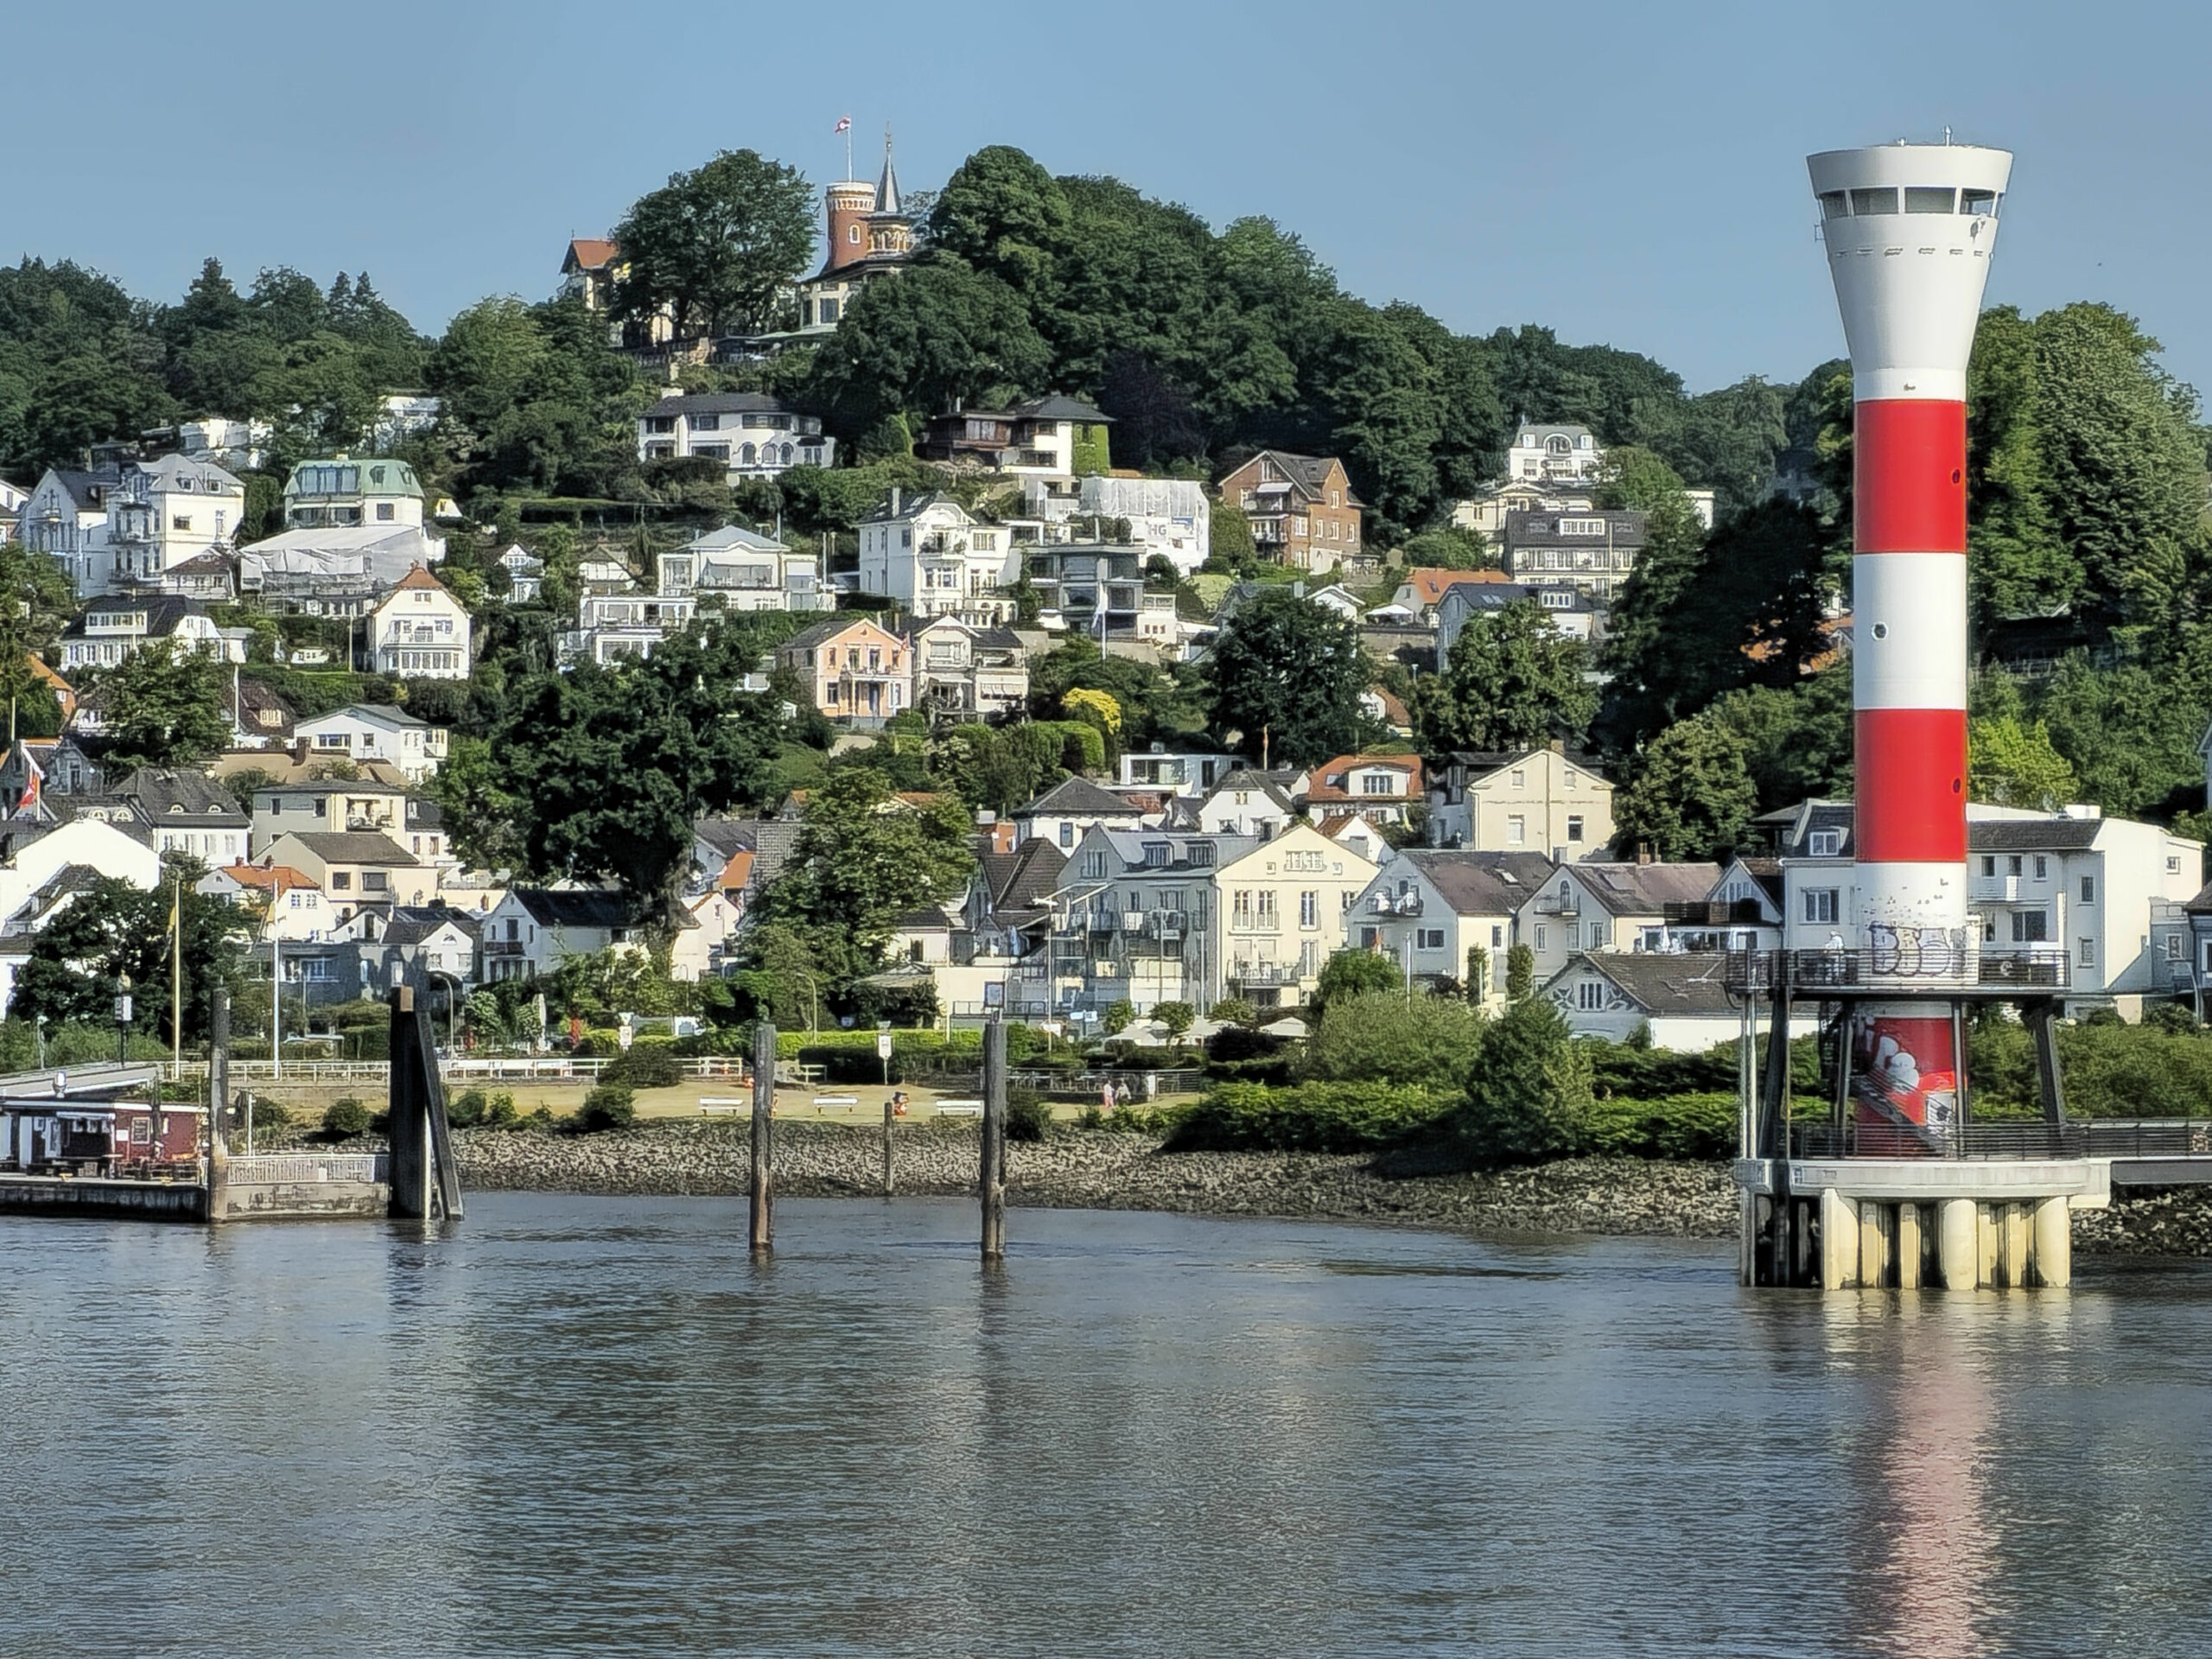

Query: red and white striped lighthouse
<box><xmin>1808</xmin><ymin>141</ymin><xmax>2012</xmax><ymax>1132</ymax></box>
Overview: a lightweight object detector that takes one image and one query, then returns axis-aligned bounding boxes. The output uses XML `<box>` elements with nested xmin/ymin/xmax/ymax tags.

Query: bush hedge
<box><xmin>1582</xmin><ymin>1092</ymin><xmax>1738</xmax><ymax>1160</ymax></box>
<box><xmin>1163</xmin><ymin>1082</ymin><xmax>1451</xmax><ymax>1154</ymax></box>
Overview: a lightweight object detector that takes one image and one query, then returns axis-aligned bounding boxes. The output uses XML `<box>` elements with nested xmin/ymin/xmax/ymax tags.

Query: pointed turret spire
<box><xmin>875</xmin><ymin>124</ymin><xmax>901</xmax><ymax>215</ymax></box>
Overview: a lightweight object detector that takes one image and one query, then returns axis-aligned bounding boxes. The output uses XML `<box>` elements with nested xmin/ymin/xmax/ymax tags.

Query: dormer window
<box><xmin>1809</xmin><ymin>830</ymin><xmax>1842</xmax><ymax>858</ymax></box>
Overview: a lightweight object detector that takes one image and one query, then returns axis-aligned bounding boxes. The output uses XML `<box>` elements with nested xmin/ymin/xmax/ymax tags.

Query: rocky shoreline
<box><xmin>445</xmin><ymin>1120</ymin><xmax>2212</xmax><ymax>1258</ymax></box>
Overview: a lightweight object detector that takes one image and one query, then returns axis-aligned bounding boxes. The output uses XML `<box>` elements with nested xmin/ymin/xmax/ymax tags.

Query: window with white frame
<box><xmin>1577</xmin><ymin>979</ymin><xmax>1605</xmax><ymax>1011</ymax></box>
<box><xmin>1802</xmin><ymin>889</ymin><xmax>1839</xmax><ymax>925</ymax></box>
<box><xmin>1809</xmin><ymin>830</ymin><xmax>1842</xmax><ymax>858</ymax></box>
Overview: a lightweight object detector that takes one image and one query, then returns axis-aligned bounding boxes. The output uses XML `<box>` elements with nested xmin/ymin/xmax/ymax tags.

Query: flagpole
<box><xmin>171</xmin><ymin>869</ymin><xmax>182</xmax><ymax>1078</ymax></box>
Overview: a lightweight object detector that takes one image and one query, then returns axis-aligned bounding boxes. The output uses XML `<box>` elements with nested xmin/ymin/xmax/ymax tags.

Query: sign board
<box><xmin>876</xmin><ymin>1033</ymin><xmax>894</xmax><ymax>1060</ymax></box>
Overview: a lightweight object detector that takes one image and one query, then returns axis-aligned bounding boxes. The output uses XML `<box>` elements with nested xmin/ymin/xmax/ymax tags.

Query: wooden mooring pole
<box><xmin>980</xmin><ymin>1014</ymin><xmax>1007</xmax><ymax>1261</ymax></box>
<box><xmin>882</xmin><ymin>1096</ymin><xmax>895</xmax><ymax>1197</ymax></box>
<box><xmin>750</xmin><ymin>1021</ymin><xmax>774</xmax><ymax>1252</ymax></box>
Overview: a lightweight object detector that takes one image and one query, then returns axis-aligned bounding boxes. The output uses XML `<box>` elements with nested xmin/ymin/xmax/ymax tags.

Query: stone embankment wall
<box><xmin>454</xmin><ymin>1122</ymin><xmax>1742</xmax><ymax>1237</ymax></box>
<box><xmin>449</xmin><ymin>1121</ymin><xmax>2212</xmax><ymax>1256</ymax></box>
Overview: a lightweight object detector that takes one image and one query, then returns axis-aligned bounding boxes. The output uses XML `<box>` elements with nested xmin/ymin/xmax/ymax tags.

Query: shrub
<box><xmin>577</xmin><ymin>1083</ymin><xmax>636</xmax><ymax>1132</ymax></box>
<box><xmin>1103</xmin><ymin>999</ymin><xmax>1135</xmax><ymax>1036</ymax></box>
<box><xmin>1205</xmin><ymin>1024</ymin><xmax>1284</xmax><ymax>1066</ymax></box>
<box><xmin>449</xmin><ymin>1088</ymin><xmax>489</xmax><ymax>1128</ymax></box>
<box><xmin>1581</xmin><ymin>1092</ymin><xmax>1738</xmax><ymax>1160</ymax></box>
<box><xmin>1164</xmin><ymin>1082</ymin><xmax>1451</xmax><ymax>1154</ymax></box>
<box><xmin>1006</xmin><ymin>1092</ymin><xmax>1051</xmax><ymax>1143</ymax></box>
<box><xmin>322</xmin><ymin>1098</ymin><xmax>372</xmax><ymax>1138</ymax></box>
<box><xmin>608</xmin><ymin>1045</ymin><xmax>683</xmax><ymax>1089</ymax></box>
<box><xmin>241</xmin><ymin>1096</ymin><xmax>291</xmax><ymax>1136</ymax></box>
<box><xmin>1301</xmin><ymin>990</ymin><xmax>1485</xmax><ymax>1089</ymax></box>
<box><xmin>1312</xmin><ymin>949</ymin><xmax>1402</xmax><ymax>1011</ymax></box>
<box><xmin>1455</xmin><ymin>995</ymin><xmax>1592</xmax><ymax>1164</ymax></box>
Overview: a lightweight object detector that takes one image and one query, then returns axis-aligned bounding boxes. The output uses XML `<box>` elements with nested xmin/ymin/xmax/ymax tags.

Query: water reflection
<box><xmin>5</xmin><ymin>1200</ymin><xmax>2212</xmax><ymax>1656</ymax></box>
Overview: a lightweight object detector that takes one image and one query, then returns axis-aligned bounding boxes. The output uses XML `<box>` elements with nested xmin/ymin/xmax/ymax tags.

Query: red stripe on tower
<box><xmin>1853</xmin><ymin>400</ymin><xmax>1968</xmax><ymax>554</ymax></box>
<box><xmin>1853</xmin><ymin>708</ymin><xmax>1968</xmax><ymax>862</ymax></box>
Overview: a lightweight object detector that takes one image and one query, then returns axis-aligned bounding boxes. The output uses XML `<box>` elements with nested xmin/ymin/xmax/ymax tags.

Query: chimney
<box><xmin>1637</xmin><ymin>841</ymin><xmax>1654</xmax><ymax>866</ymax></box>
<box><xmin>889</xmin><ymin>486</ymin><xmax>901</xmax><ymax>516</ymax></box>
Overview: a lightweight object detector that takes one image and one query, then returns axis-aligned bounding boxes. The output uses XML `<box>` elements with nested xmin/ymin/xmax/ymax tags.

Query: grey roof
<box><xmin>780</xmin><ymin>616</ymin><xmax>889</xmax><ymax>652</ymax></box>
<box><xmin>511</xmin><ymin>887</ymin><xmax>630</xmax><ymax>929</ymax></box>
<box><xmin>1395</xmin><ymin>849</ymin><xmax>1558</xmax><ymax>915</ymax></box>
<box><xmin>1503</xmin><ymin>509</ymin><xmax>1647</xmax><ymax>549</ymax></box>
<box><xmin>1440</xmin><ymin>582</ymin><xmax>1599</xmax><ymax>616</ymax></box>
<box><xmin>1758</xmin><ymin>799</ymin><xmax>1859</xmax><ymax>859</ymax></box>
<box><xmin>694</xmin><ymin>816</ymin><xmax>757</xmax><ymax>861</ymax></box>
<box><xmin>1563</xmin><ymin>862</ymin><xmax>1724</xmax><ymax>916</ymax></box>
<box><xmin>2187</xmin><ymin>880</ymin><xmax>2212</xmax><ymax>917</ymax></box>
<box><xmin>405</xmin><ymin>797</ymin><xmax>443</xmax><ymax>830</ymax></box>
<box><xmin>1727</xmin><ymin>857</ymin><xmax>1786</xmax><ymax>907</ymax></box>
<box><xmin>49</xmin><ymin>467</ymin><xmax>122</xmax><ymax>512</ymax></box>
<box><xmin>1230</xmin><ymin>450</ymin><xmax>1355</xmax><ymax>502</ymax></box>
<box><xmin>60</xmin><ymin>596</ymin><xmax>209</xmax><ymax>639</ymax></box>
<box><xmin>379</xmin><ymin>906</ymin><xmax>479</xmax><ymax>949</ymax></box>
<box><xmin>1557</xmin><ymin>951</ymin><xmax>1736</xmax><ymax>1017</ymax></box>
<box><xmin>683</xmin><ymin>524</ymin><xmax>788</xmax><ymax>555</ymax></box>
<box><xmin>982</xmin><ymin>836</ymin><xmax>1066</xmax><ymax>918</ymax></box>
<box><xmin>302</xmin><ymin>702</ymin><xmax>427</xmax><ymax>731</ymax></box>
<box><xmin>1969</xmin><ymin>819</ymin><xmax>2107</xmax><ymax>852</ymax></box>
<box><xmin>1089</xmin><ymin>829</ymin><xmax>1260</xmax><ymax>875</ymax></box>
<box><xmin>277</xmin><ymin>831</ymin><xmax>420</xmax><ymax>866</ymax></box>
<box><xmin>1205</xmin><ymin>769</ymin><xmax>1294</xmax><ymax>815</ymax></box>
<box><xmin>1011</xmin><ymin>393</ymin><xmax>1111</xmax><ymax>425</ymax></box>
<box><xmin>116</xmin><ymin>767</ymin><xmax>249</xmax><ymax>825</ymax></box>
<box><xmin>1020</xmin><ymin>777</ymin><xmax>1145</xmax><ymax>819</ymax></box>
<box><xmin>648</xmin><ymin>391</ymin><xmax>797</xmax><ymax>417</ymax></box>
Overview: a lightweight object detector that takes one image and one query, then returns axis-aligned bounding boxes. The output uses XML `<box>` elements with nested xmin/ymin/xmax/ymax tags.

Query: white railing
<box><xmin>224</xmin><ymin>1153</ymin><xmax>387</xmax><ymax>1185</ymax></box>
<box><xmin>167</xmin><ymin>1056</ymin><xmax>756</xmax><ymax>1084</ymax></box>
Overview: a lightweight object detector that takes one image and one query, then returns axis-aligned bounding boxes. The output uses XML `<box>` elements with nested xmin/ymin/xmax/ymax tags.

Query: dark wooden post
<box><xmin>2030</xmin><ymin>1000</ymin><xmax>2067</xmax><ymax>1126</ymax></box>
<box><xmin>750</xmin><ymin>1021</ymin><xmax>774</xmax><ymax>1252</ymax></box>
<box><xmin>388</xmin><ymin>986</ymin><xmax>430</xmax><ymax>1218</ymax></box>
<box><xmin>980</xmin><ymin>1015</ymin><xmax>1007</xmax><ymax>1261</ymax></box>
<box><xmin>882</xmin><ymin>1096</ymin><xmax>895</xmax><ymax>1197</ymax></box>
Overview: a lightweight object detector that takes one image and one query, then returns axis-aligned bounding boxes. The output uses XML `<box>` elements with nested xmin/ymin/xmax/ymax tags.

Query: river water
<box><xmin>3</xmin><ymin>1195</ymin><xmax>2211</xmax><ymax>1657</ymax></box>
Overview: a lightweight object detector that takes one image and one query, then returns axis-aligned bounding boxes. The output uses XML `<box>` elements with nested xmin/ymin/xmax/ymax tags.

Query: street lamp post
<box><xmin>424</xmin><ymin>968</ymin><xmax>462</xmax><ymax>1052</ymax></box>
<box><xmin>114</xmin><ymin>974</ymin><xmax>133</xmax><ymax>1067</ymax></box>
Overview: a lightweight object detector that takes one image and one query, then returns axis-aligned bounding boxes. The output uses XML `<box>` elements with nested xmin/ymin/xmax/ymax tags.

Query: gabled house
<box><xmin>1385</xmin><ymin>566</ymin><xmax>1514</xmax><ymax>622</ymax></box>
<box><xmin>911</xmin><ymin>617</ymin><xmax>1030</xmax><ymax>721</ymax></box>
<box><xmin>294</xmin><ymin>704</ymin><xmax>448</xmax><ymax>783</ymax></box>
<box><xmin>856</xmin><ymin>491</ymin><xmax>1017</xmax><ymax>620</ymax></box>
<box><xmin>257</xmin><ymin>831</ymin><xmax>429</xmax><ymax>921</ymax></box>
<box><xmin>1437</xmin><ymin>581</ymin><xmax>1599</xmax><ymax>656</ymax></box>
<box><xmin>1351</xmin><ymin>849</ymin><xmax>1556</xmax><ymax>1004</ymax></box>
<box><xmin>1427</xmin><ymin>747</ymin><xmax>1614</xmax><ymax>857</ymax></box>
<box><xmin>200</xmin><ymin>861</ymin><xmax>330</xmax><ymax>942</ymax></box>
<box><xmin>1513</xmin><ymin>861</ymin><xmax>1725</xmax><ymax>984</ymax></box>
<box><xmin>59</xmin><ymin>597</ymin><xmax>249</xmax><ymax>670</ymax></box>
<box><xmin>251</xmin><ymin>776</ymin><xmax>411</xmax><ymax>854</ymax></box>
<box><xmin>1502</xmin><ymin>508</ymin><xmax>1645</xmax><ymax>600</ymax></box>
<box><xmin>1015</xmin><ymin>776</ymin><xmax>1152</xmax><ymax>851</ymax></box>
<box><xmin>1192</xmin><ymin>769</ymin><xmax>1297</xmax><ymax>840</ymax></box>
<box><xmin>356</xmin><ymin>904</ymin><xmax>480</xmax><ymax>993</ymax></box>
<box><xmin>1303</xmin><ymin>754</ymin><xmax>1425</xmax><ymax>828</ymax></box>
<box><xmin>367</xmin><ymin>566</ymin><xmax>470</xmax><ymax>679</ymax></box>
<box><xmin>16</xmin><ymin>464</ymin><xmax>119</xmax><ymax>594</ymax></box>
<box><xmin>111</xmin><ymin>768</ymin><xmax>251</xmax><ymax>867</ymax></box>
<box><xmin>1217</xmin><ymin>452</ymin><xmax>1363</xmax><ymax>573</ymax></box>
<box><xmin>1542</xmin><ymin>950</ymin><xmax>1815</xmax><ymax>1050</ymax></box>
<box><xmin>480</xmin><ymin>887</ymin><xmax>632</xmax><ymax>982</ymax></box>
<box><xmin>662</xmin><ymin>524</ymin><xmax>827</xmax><ymax>614</ymax></box>
<box><xmin>776</xmin><ymin>616</ymin><xmax>911</xmax><ymax>726</ymax></box>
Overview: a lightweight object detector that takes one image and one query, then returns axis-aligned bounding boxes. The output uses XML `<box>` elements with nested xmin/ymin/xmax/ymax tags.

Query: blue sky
<box><xmin>10</xmin><ymin>0</ymin><xmax>2208</xmax><ymax>397</ymax></box>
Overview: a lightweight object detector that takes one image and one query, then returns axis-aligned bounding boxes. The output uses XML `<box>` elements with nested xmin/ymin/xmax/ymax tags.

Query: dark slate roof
<box><xmin>405</xmin><ymin>797</ymin><xmax>443</xmax><ymax>830</ymax></box>
<box><xmin>1567</xmin><ymin>862</ymin><xmax>1724</xmax><ymax>916</ymax></box>
<box><xmin>694</xmin><ymin>816</ymin><xmax>756</xmax><ymax>861</ymax></box>
<box><xmin>380</xmin><ymin>906</ymin><xmax>480</xmax><ymax>949</ymax></box>
<box><xmin>983</xmin><ymin>836</ymin><xmax>1066</xmax><ymax>917</ymax></box>
<box><xmin>60</xmin><ymin>595</ymin><xmax>209</xmax><ymax>639</ymax></box>
<box><xmin>1730</xmin><ymin>857</ymin><xmax>1786</xmax><ymax>907</ymax></box>
<box><xmin>1396</xmin><ymin>849</ymin><xmax>1557</xmax><ymax>915</ymax></box>
<box><xmin>652</xmin><ymin>391</ymin><xmax>797</xmax><ymax>417</ymax></box>
<box><xmin>1503</xmin><ymin>509</ymin><xmax>1648</xmax><ymax>549</ymax></box>
<box><xmin>280</xmin><ymin>831</ymin><xmax>420</xmax><ymax>865</ymax></box>
<box><xmin>512</xmin><ymin>887</ymin><xmax>630</xmax><ymax>929</ymax></box>
<box><xmin>116</xmin><ymin>767</ymin><xmax>250</xmax><ymax>824</ymax></box>
<box><xmin>1011</xmin><ymin>393</ymin><xmax>1111</xmax><ymax>424</ymax></box>
<box><xmin>1019</xmin><ymin>777</ymin><xmax>1144</xmax><ymax>818</ymax></box>
<box><xmin>2186</xmin><ymin>880</ymin><xmax>2212</xmax><ymax>917</ymax></box>
<box><xmin>1758</xmin><ymin>801</ymin><xmax>2113</xmax><ymax>856</ymax></box>
<box><xmin>52</xmin><ymin>467</ymin><xmax>121</xmax><ymax>512</ymax></box>
<box><xmin>1969</xmin><ymin>818</ymin><xmax>2107</xmax><ymax>852</ymax></box>
<box><xmin>1559</xmin><ymin>950</ymin><xmax>1736</xmax><ymax>1017</ymax></box>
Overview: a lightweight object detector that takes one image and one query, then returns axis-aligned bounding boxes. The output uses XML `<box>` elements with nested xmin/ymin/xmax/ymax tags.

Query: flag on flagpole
<box><xmin>834</xmin><ymin>116</ymin><xmax>852</xmax><ymax>133</ymax></box>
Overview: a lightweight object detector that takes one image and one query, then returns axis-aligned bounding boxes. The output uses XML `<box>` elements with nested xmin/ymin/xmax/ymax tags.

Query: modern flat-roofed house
<box><xmin>479</xmin><ymin>887</ymin><xmax>632</xmax><ymax>982</ymax></box>
<box><xmin>662</xmin><ymin>524</ymin><xmax>828</xmax><ymax>613</ymax></box>
<box><xmin>1217</xmin><ymin>452</ymin><xmax>1363</xmax><ymax>573</ymax></box>
<box><xmin>636</xmin><ymin>391</ymin><xmax>835</xmax><ymax>479</ymax></box>
<box><xmin>910</xmin><ymin>617</ymin><xmax>1030</xmax><ymax>721</ymax></box>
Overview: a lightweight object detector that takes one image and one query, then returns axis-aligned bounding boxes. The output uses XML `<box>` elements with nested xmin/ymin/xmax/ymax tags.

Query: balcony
<box><xmin>1228</xmin><ymin>961</ymin><xmax>1301</xmax><ymax>988</ymax></box>
<box><xmin>1662</xmin><ymin>899</ymin><xmax>1766</xmax><ymax>926</ymax></box>
<box><xmin>484</xmin><ymin>939</ymin><xmax>528</xmax><ymax>957</ymax></box>
<box><xmin>1371</xmin><ymin>893</ymin><xmax>1422</xmax><ymax>917</ymax></box>
<box><xmin>1532</xmin><ymin>893</ymin><xmax>1581</xmax><ymax>917</ymax></box>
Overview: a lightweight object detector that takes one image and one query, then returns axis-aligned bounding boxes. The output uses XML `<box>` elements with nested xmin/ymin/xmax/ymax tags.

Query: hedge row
<box><xmin>1162</xmin><ymin>1083</ymin><xmax>1452</xmax><ymax>1154</ymax></box>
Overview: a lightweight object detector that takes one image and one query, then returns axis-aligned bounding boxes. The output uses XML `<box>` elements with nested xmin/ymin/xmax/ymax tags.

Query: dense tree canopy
<box><xmin>1416</xmin><ymin>600</ymin><xmax>1595</xmax><ymax>756</ymax></box>
<box><xmin>1205</xmin><ymin>589</ymin><xmax>1369</xmax><ymax>766</ymax></box>
<box><xmin>611</xmin><ymin>149</ymin><xmax>817</xmax><ymax>336</ymax></box>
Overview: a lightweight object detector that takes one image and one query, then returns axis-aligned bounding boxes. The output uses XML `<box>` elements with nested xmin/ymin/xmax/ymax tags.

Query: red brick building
<box><xmin>1217</xmin><ymin>451</ymin><xmax>1364</xmax><ymax>572</ymax></box>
